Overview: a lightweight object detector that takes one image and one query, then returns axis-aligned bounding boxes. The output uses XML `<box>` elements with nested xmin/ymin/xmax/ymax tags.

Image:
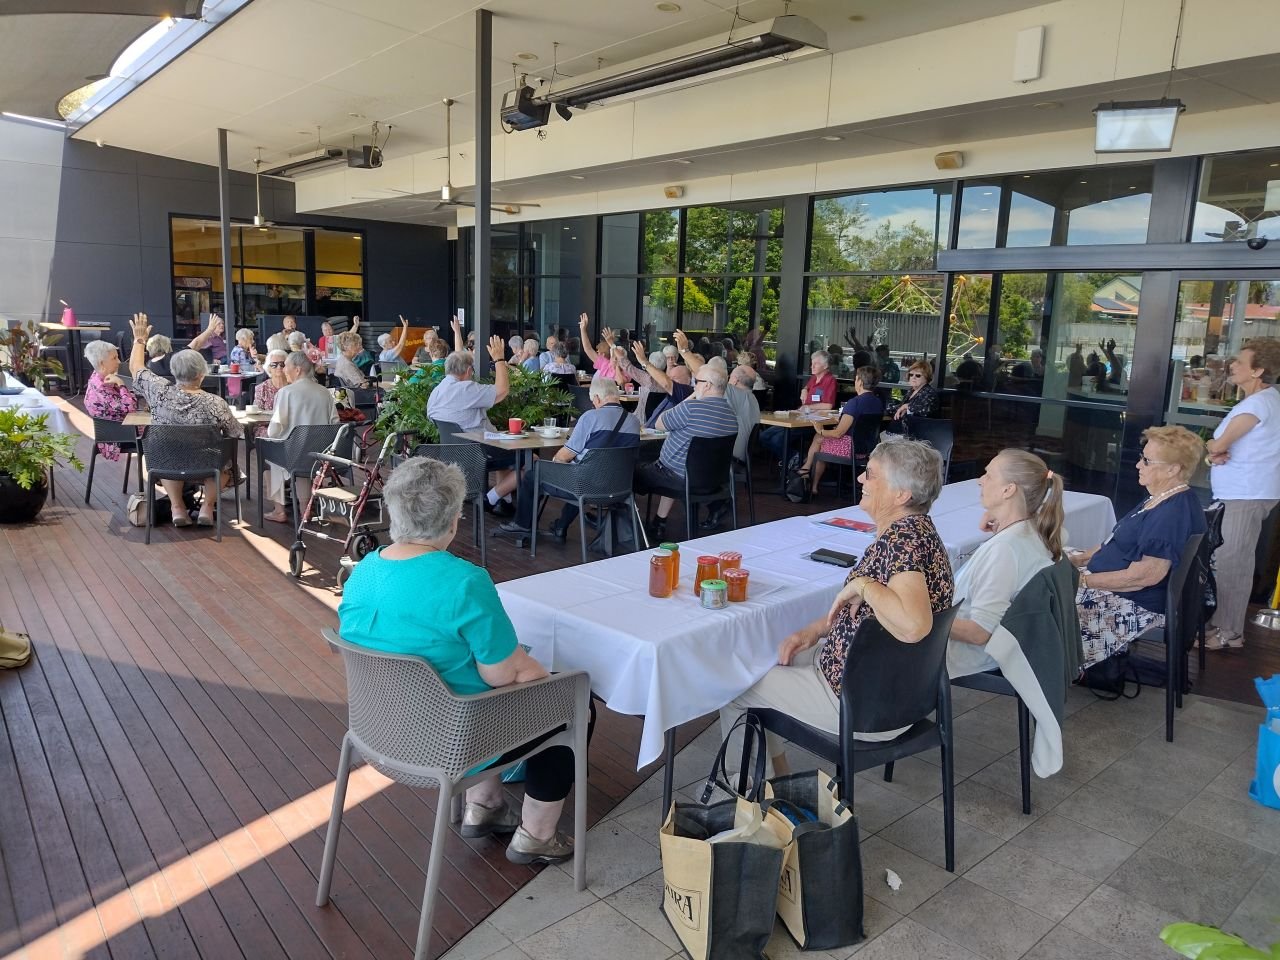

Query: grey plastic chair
<box><xmin>85</xmin><ymin>416</ymin><xmax>144</xmax><ymax>503</ymax></box>
<box><xmin>255</xmin><ymin>423</ymin><xmax>348</xmax><ymax>529</ymax></box>
<box><xmin>315</xmin><ymin>629</ymin><xmax>591</xmax><ymax>960</ymax></box>
<box><xmin>140</xmin><ymin>424</ymin><xmax>239</xmax><ymax>543</ymax></box>
<box><xmin>906</xmin><ymin>417</ymin><xmax>954</xmax><ymax>483</ymax></box>
<box><xmin>530</xmin><ymin>445</ymin><xmax>641</xmax><ymax>564</ymax></box>
<box><xmin>413</xmin><ymin>442</ymin><xmax>490</xmax><ymax>567</ymax></box>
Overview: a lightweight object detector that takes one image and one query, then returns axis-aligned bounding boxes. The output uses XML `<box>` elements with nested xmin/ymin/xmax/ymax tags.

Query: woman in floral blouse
<box><xmin>719</xmin><ymin>436</ymin><xmax>953</xmax><ymax>773</ymax></box>
<box><xmin>83</xmin><ymin>339</ymin><xmax>137</xmax><ymax>461</ymax></box>
<box><xmin>253</xmin><ymin>349</ymin><xmax>289</xmax><ymax>438</ymax></box>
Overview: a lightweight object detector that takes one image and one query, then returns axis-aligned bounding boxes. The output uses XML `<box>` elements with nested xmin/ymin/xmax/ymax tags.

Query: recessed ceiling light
<box><xmin>348</xmin><ymin>112</ymin><xmax>366</xmax><ymax>119</ymax></box>
<box><xmin>1079</xmin><ymin>180</ymin><xmax>1088</xmax><ymax>184</ymax></box>
<box><xmin>982</xmin><ymin>191</ymin><xmax>993</xmax><ymax>196</ymax></box>
<box><xmin>1128</xmin><ymin>185</ymin><xmax>1136</xmax><ymax>190</ymax></box>
<box><xmin>1022</xmin><ymin>174</ymin><xmax>1031</xmax><ymax>179</ymax></box>
<box><xmin>656</xmin><ymin>2</ymin><xmax>682</xmax><ymax>11</ymax></box>
<box><xmin>673</xmin><ymin>158</ymin><xmax>693</xmax><ymax>165</ymax></box>
<box><xmin>1032</xmin><ymin>101</ymin><xmax>1061</xmax><ymax>110</ymax></box>
<box><xmin>516</xmin><ymin>51</ymin><xmax>538</xmax><ymax>61</ymax></box>
<box><xmin>1271</xmin><ymin>162</ymin><xmax>1279</xmax><ymax>168</ymax></box>
<box><xmin>847</xmin><ymin>14</ymin><xmax>865</xmax><ymax>22</ymax></box>
<box><xmin>563</xmin><ymin>226</ymin><xmax>570</xmax><ymax>230</ymax></box>
<box><xmin>569</xmin><ymin>174</ymin><xmax>586</xmax><ymax>180</ymax></box>
<box><xmin>822</xmin><ymin>135</ymin><xmax>843</xmax><ymax>142</ymax></box>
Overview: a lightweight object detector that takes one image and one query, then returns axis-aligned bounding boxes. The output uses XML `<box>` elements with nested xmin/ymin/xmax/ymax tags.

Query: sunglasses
<box><xmin>908</xmin><ymin>373</ymin><xmax>925</xmax><ymax>379</ymax></box>
<box><xmin>1139</xmin><ymin>455</ymin><xmax>1172</xmax><ymax>466</ymax></box>
<box><xmin>268</xmin><ymin>361</ymin><xmax>285</xmax><ymax>368</ymax></box>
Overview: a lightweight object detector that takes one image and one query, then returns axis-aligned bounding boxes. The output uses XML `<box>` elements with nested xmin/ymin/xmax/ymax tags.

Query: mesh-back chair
<box><xmin>951</xmin><ymin>558</ymin><xmax>1078</xmax><ymax>815</ymax></box>
<box><xmin>372</xmin><ymin>359</ymin><xmax>408</xmax><ymax>379</ymax></box>
<box><xmin>141</xmin><ymin>424</ymin><xmax>238</xmax><ymax>543</ymax></box>
<box><xmin>816</xmin><ymin>414</ymin><xmax>881</xmax><ymax>501</ymax></box>
<box><xmin>1133</xmin><ymin>533</ymin><xmax>1205</xmax><ymax>742</ymax></box>
<box><xmin>255</xmin><ymin>423</ymin><xmax>348</xmax><ymax>529</ymax></box>
<box><xmin>742</xmin><ymin>605</ymin><xmax>962</xmax><ymax>871</ymax></box>
<box><xmin>84</xmin><ymin>417</ymin><xmax>144</xmax><ymax>504</ymax></box>
<box><xmin>530</xmin><ymin>445</ymin><xmax>641</xmax><ymax>564</ymax></box>
<box><xmin>681</xmin><ymin>433</ymin><xmax>738</xmax><ymax>534</ymax></box>
<box><xmin>906</xmin><ymin>417</ymin><xmax>954</xmax><ymax>483</ymax></box>
<box><xmin>414</xmin><ymin>442</ymin><xmax>490</xmax><ymax>567</ymax></box>
<box><xmin>569</xmin><ymin>384</ymin><xmax>594</xmax><ymax>414</ymax></box>
<box><xmin>316</xmin><ymin>629</ymin><xmax>591</xmax><ymax>960</ymax></box>
<box><xmin>431</xmin><ymin>418</ymin><xmax>468</xmax><ymax>441</ymax></box>
<box><xmin>1196</xmin><ymin>501</ymin><xmax>1225</xmax><ymax>673</ymax></box>
<box><xmin>550</xmin><ymin>372</ymin><xmax>578</xmax><ymax>389</ymax></box>
<box><xmin>733</xmin><ymin>423</ymin><xmax>761</xmax><ymax>526</ymax></box>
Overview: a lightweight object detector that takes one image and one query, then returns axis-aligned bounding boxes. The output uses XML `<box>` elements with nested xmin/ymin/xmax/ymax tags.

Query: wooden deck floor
<box><xmin>1</xmin><ymin>399</ymin><xmax>1275</xmax><ymax>959</ymax></box>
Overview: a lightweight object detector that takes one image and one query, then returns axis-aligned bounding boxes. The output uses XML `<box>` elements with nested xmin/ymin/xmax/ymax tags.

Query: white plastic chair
<box><xmin>315</xmin><ymin>629</ymin><xmax>591</xmax><ymax>960</ymax></box>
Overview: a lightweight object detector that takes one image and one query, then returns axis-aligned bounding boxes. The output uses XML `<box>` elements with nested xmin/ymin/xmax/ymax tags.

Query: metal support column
<box><xmin>473</xmin><ymin>9</ymin><xmax>493</xmax><ymax>374</ymax></box>
<box><xmin>216</xmin><ymin>128</ymin><xmax>236</xmax><ymax>330</ymax></box>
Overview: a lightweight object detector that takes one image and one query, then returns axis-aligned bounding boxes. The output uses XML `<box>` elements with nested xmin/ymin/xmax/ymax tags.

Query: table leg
<box><xmin>244</xmin><ymin>432</ymin><xmax>255</xmax><ymax>500</ymax></box>
<box><xmin>778</xmin><ymin>428</ymin><xmax>790</xmax><ymax>495</ymax></box>
<box><xmin>660</xmin><ymin>727</ymin><xmax>677</xmax><ymax>825</ymax></box>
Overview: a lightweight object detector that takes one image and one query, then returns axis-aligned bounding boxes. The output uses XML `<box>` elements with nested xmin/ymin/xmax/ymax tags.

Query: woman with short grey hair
<box><xmin>127</xmin><ymin>313</ymin><xmax>242</xmax><ymax>528</ymax></box>
<box><xmin>338</xmin><ymin>456</ymin><xmax>588</xmax><ymax>865</ymax></box>
<box><xmin>720</xmin><ymin>436</ymin><xmax>953</xmax><ymax>774</ymax></box>
<box><xmin>146</xmin><ymin>333</ymin><xmax>173</xmax><ymax>378</ymax></box>
<box><xmin>83</xmin><ymin>339</ymin><xmax>137</xmax><ymax>461</ymax></box>
<box><xmin>543</xmin><ymin>342</ymin><xmax>575</xmax><ymax>375</ymax></box>
<box><xmin>253</xmin><ymin>348</ymin><xmax>289</xmax><ymax>437</ymax></box>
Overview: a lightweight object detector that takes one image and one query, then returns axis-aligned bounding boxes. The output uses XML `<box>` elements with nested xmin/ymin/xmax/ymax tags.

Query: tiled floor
<box><xmin>442</xmin><ymin>686</ymin><xmax>1278</xmax><ymax>960</ymax></box>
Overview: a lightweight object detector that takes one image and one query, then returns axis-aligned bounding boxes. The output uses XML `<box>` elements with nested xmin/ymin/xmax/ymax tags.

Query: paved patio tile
<box><xmin>1061</xmin><ymin>884</ymin><xmax>1180</xmax><ymax>960</ymax></box>
<box><xmin>1020</xmin><ymin>925</ymin><xmax>1126</xmax><ymax>960</ymax></box>
<box><xmin>877</xmin><ymin>805</ymin><xmax>1003</xmax><ymax>874</ymax></box>
<box><xmin>1008</xmin><ymin>813</ymin><xmax>1137</xmax><ymax>881</ymax></box>
<box><xmin>857</xmin><ymin>756</ymin><xmax>949</xmax><ymax>804</ymax></box>
<box><xmin>926</xmin><ymin>778</ymin><xmax>1041</xmax><ymax>841</ymax></box>
<box><xmin>1175</xmin><ymin>789</ymin><xmax>1280</xmax><ymax>856</ymax></box>
<box><xmin>1051</xmin><ymin>783</ymin><xmax>1171</xmax><ymax>846</ymax></box>
<box><xmin>909</xmin><ymin>878</ymin><xmax>1055</xmax><ymax>960</ymax></box>
<box><xmin>850</xmin><ymin>917</ymin><xmax>982</xmax><ymax>960</ymax></box>
<box><xmin>516</xmin><ymin>901</ymin><xmax>674</xmax><ymax>960</ymax></box>
<box><xmin>963</xmin><ymin>844</ymin><xmax>1099</xmax><ymax>921</ymax></box>
<box><xmin>484</xmin><ymin>864</ymin><xmax>599</xmax><ymax>942</ymax></box>
<box><xmin>968</xmin><ymin>754</ymin><xmax>1084</xmax><ymax>814</ymax></box>
<box><xmin>859</xmin><ymin>834</ymin><xmax>958</xmax><ymax>913</ymax></box>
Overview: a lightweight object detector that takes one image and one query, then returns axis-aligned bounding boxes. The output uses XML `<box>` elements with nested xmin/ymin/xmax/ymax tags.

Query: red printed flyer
<box><xmin>815</xmin><ymin>517</ymin><xmax>876</xmax><ymax>533</ymax></box>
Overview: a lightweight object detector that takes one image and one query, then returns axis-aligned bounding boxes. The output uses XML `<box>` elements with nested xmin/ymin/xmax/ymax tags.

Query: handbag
<box><xmin>660</xmin><ymin>715</ymin><xmax>791</xmax><ymax>960</ymax></box>
<box><xmin>0</xmin><ymin>626</ymin><xmax>31</xmax><ymax>669</ymax></box>
<box><xmin>1249</xmin><ymin>675</ymin><xmax>1280</xmax><ymax>811</ymax></box>
<box><xmin>1081</xmin><ymin>650</ymin><xmax>1139</xmax><ymax>700</ymax></box>
<box><xmin>126</xmin><ymin>490</ymin><xmax>172</xmax><ymax>527</ymax></box>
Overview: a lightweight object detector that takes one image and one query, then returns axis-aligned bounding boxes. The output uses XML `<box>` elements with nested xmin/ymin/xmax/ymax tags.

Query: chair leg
<box><xmin>316</xmin><ymin>734</ymin><xmax>354</xmax><ymax>906</ymax></box>
<box><xmin>136</xmin><ymin>445</ymin><xmax>144</xmax><ymax>493</ymax></box>
<box><xmin>729</xmin><ymin>483</ymin><xmax>738</xmax><ymax>531</ymax></box>
<box><xmin>215</xmin><ymin>472</ymin><xmax>223</xmax><ymax>543</ymax></box>
<box><xmin>745</xmin><ymin>462</ymin><xmax>756</xmax><ymax>525</ymax></box>
<box><xmin>121</xmin><ymin>451</ymin><xmax>131</xmax><ymax>494</ymax></box>
<box><xmin>631</xmin><ymin>498</ymin><xmax>648</xmax><ymax>550</ymax></box>
<box><xmin>257</xmin><ymin>459</ymin><xmax>266</xmax><ymax>528</ymax></box>
<box><xmin>478</xmin><ymin>501</ymin><xmax>487</xmax><ymax>568</ymax></box>
<box><xmin>145</xmin><ymin>479</ymin><xmax>154</xmax><ymax>545</ymax></box>
<box><xmin>940</xmin><ymin>735</ymin><xmax>956</xmax><ymax>873</ymax></box>
<box><xmin>1017</xmin><ymin>699</ymin><xmax>1032</xmax><ymax>815</ymax></box>
<box><xmin>883</xmin><ymin>761</ymin><xmax>894</xmax><ymax>783</ymax></box>
<box><xmin>415</xmin><ymin>781</ymin><xmax>456</xmax><ymax>960</ymax></box>
<box><xmin>85</xmin><ymin>447</ymin><xmax>98</xmax><ymax>504</ymax></box>
<box><xmin>578</xmin><ymin>503</ymin><xmax>589</xmax><ymax>566</ymax></box>
<box><xmin>1165</xmin><ymin>636</ymin><xmax>1176</xmax><ymax>743</ymax></box>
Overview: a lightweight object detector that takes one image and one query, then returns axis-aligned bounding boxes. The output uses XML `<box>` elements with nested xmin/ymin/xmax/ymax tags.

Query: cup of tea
<box><xmin>508</xmin><ymin>417</ymin><xmax>524</xmax><ymax>434</ymax></box>
<box><xmin>246</xmin><ymin>404</ymin><xmax>261</xmax><ymax>414</ymax></box>
<box><xmin>229</xmin><ymin>362</ymin><xmax>241</xmax><ymax>374</ymax></box>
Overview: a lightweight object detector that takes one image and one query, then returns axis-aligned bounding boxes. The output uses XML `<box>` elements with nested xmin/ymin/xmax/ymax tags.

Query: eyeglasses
<box><xmin>694</xmin><ymin>378</ymin><xmax>709</xmax><ymax>385</ymax></box>
<box><xmin>268</xmin><ymin>361</ymin><xmax>285</xmax><ymax>368</ymax></box>
<box><xmin>1139</xmin><ymin>455</ymin><xmax>1173</xmax><ymax>466</ymax></box>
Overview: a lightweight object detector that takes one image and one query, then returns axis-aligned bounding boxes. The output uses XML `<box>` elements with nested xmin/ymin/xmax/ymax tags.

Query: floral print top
<box><xmin>134</xmin><ymin>368</ymin><xmax>242</xmax><ymax>438</ymax></box>
<box><xmin>903</xmin><ymin>383</ymin><xmax>940</xmax><ymax>418</ymax></box>
<box><xmin>816</xmin><ymin>513</ymin><xmax>954</xmax><ymax>696</ymax></box>
<box><xmin>84</xmin><ymin>370</ymin><xmax>137</xmax><ymax>461</ymax></box>
<box><xmin>253</xmin><ymin>379</ymin><xmax>282</xmax><ymax>438</ymax></box>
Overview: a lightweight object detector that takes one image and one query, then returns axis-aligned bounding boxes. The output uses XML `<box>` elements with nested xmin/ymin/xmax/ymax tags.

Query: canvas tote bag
<box><xmin>0</xmin><ymin>627</ymin><xmax>31</xmax><ymax>669</ymax></box>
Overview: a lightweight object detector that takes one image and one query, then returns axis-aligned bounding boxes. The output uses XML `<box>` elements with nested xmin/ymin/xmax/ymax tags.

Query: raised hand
<box><xmin>673</xmin><ymin>329</ymin><xmax>689</xmax><ymax>352</ymax></box>
<box><xmin>601</xmin><ymin>326</ymin><xmax>615</xmax><ymax>345</ymax></box>
<box><xmin>486</xmin><ymin>335</ymin><xmax>505</xmax><ymax>362</ymax></box>
<box><xmin>578</xmin><ymin>312</ymin><xmax>590</xmax><ymax>329</ymax></box>
<box><xmin>207</xmin><ymin>313</ymin><xmax>222</xmax><ymax>334</ymax></box>
<box><xmin>631</xmin><ymin>340</ymin><xmax>647</xmax><ymax>363</ymax></box>
<box><xmin>131</xmin><ymin>312</ymin><xmax>151</xmax><ymax>342</ymax></box>
<box><xmin>400</xmin><ymin>314</ymin><xmax>409</xmax><ymax>327</ymax></box>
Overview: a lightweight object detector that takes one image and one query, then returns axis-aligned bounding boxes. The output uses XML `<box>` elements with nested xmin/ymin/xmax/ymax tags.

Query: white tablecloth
<box><xmin>1</xmin><ymin>377</ymin><xmax>73</xmax><ymax>434</ymax></box>
<box><xmin>497</xmin><ymin>479</ymin><xmax>1117</xmax><ymax>768</ymax></box>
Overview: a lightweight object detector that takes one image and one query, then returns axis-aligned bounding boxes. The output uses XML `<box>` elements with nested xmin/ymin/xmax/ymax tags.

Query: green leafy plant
<box><xmin>374</xmin><ymin>366</ymin><xmax>445</xmax><ymax>443</ymax></box>
<box><xmin>0</xmin><ymin>321</ymin><xmax>65</xmax><ymax>387</ymax></box>
<box><xmin>1161</xmin><ymin>922</ymin><xmax>1279</xmax><ymax>959</ymax></box>
<box><xmin>489</xmin><ymin>364</ymin><xmax>573</xmax><ymax>429</ymax></box>
<box><xmin>0</xmin><ymin>408</ymin><xmax>84</xmax><ymax>489</ymax></box>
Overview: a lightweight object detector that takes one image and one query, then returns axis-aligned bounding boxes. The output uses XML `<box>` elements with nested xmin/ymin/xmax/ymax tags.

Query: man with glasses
<box><xmin>261</xmin><ymin>352</ymin><xmax>338</xmax><ymax>523</ymax></box>
<box><xmin>634</xmin><ymin>364</ymin><xmax>738</xmax><ymax>541</ymax></box>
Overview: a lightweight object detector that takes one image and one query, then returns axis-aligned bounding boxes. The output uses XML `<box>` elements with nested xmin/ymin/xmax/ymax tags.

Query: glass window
<box><xmin>526</xmin><ymin>217</ymin><xmax>589</xmax><ymax>276</ymax></box>
<box><xmin>642</xmin><ymin>210</ymin><xmax>679</xmax><ymax>274</ymax></box>
<box><xmin>239</xmin><ymin>226</ymin><xmax>305</xmax><ymax>270</ymax></box>
<box><xmin>1192</xmin><ymin>149</ymin><xmax>1280</xmax><ymax>243</ymax></box>
<box><xmin>601</xmin><ymin>213</ymin><xmax>641</xmax><ymax>273</ymax></box>
<box><xmin>600</xmin><ymin>276</ymin><xmax>638</xmax><ymax>333</ymax></box>
<box><xmin>955</xmin><ymin>183</ymin><xmax>1001</xmax><ymax>249</ymax></box>
<box><xmin>315</xmin><ymin>231</ymin><xmax>364</xmax><ymax>273</ymax></box>
<box><xmin>641</xmin><ymin>277</ymin><xmax>680</xmax><ymax>344</ymax></box>
<box><xmin>809</xmin><ymin>185</ymin><xmax>951</xmax><ymax>271</ymax></box>
<box><xmin>805</xmin><ymin>273</ymin><xmax>944</xmax><ymax>379</ymax></box>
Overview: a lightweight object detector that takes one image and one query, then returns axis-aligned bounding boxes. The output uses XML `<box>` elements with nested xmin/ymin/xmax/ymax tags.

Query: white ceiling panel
<box><xmin>321</xmin><ymin>34</ymin><xmax>479</xmax><ymax>119</ymax></box>
<box><xmin>307</xmin><ymin>0</ymin><xmax>480</xmax><ymax>35</ymax></box>
<box><xmin>145</xmin><ymin>51</ymin><xmax>310</xmax><ymax>114</ymax></box>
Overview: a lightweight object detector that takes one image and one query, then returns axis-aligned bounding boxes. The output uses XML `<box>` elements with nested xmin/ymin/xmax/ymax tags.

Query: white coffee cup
<box><xmin>245</xmin><ymin>404</ymin><xmax>261</xmax><ymax>414</ymax></box>
<box><xmin>537</xmin><ymin>426</ymin><xmax>559</xmax><ymax>437</ymax></box>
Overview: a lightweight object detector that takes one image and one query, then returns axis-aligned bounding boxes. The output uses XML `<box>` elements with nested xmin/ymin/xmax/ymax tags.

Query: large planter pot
<box><xmin>0</xmin><ymin>471</ymin><xmax>47</xmax><ymax>523</ymax></box>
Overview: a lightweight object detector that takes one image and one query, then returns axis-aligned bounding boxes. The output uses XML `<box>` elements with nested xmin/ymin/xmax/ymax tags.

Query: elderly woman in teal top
<box><xmin>338</xmin><ymin>457</ymin><xmax>582</xmax><ymax>865</ymax></box>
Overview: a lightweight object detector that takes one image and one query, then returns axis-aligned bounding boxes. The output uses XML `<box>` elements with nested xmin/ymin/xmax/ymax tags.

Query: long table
<box><xmin>497</xmin><ymin>478</ymin><xmax>1116</xmax><ymax>785</ymax></box>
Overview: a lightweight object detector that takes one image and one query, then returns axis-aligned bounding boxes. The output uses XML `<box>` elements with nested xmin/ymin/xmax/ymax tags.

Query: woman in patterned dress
<box><xmin>1070</xmin><ymin>425</ymin><xmax>1206</xmax><ymax>667</ymax></box>
<box><xmin>720</xmin><ymin>436</ymin><xmax>954</xmax><ymax>773</ymax></box>
<box><xmin>253</xmin><ymin>349</ymin><xmax>289</xmax><ymax>438</ymax></box>
<box><xmin>83</xmin><ymin>339</ymin><xmax>136</xmax><ymax>461</ymax></box>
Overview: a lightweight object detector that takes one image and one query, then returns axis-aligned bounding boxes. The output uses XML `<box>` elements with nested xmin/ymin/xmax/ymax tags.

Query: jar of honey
<box><xmin>694</xmin><ymin>556</ymin><xmax>721</xmax><ymax>597</ymax></box>
<box><xmin>648</xmin><ymin>549</ymin><xmax>673</xmax><ymax>598</ymax></box>
<box><xmin>724</xmin><ymin>568</ymin><xmax>749</xmax><ymax>602</ymax></box>
<box><xmin>660</xmin><ymin>542</ymin><xmax>681</xmax><ymax>592</ymax></box>
<box><xmin>718</xmin><ymin>550</ymin><xmax>742</xmax><ymax>572</ymax></box>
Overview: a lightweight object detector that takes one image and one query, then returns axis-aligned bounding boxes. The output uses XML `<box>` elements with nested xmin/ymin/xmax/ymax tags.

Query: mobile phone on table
<box><xmin>809</xmin><ymin>548</ymin><xmax>858</xmax><ymax>568</ymax></box>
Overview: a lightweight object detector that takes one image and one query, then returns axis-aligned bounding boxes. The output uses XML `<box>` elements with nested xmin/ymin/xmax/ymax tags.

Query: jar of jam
<box><xmin>694</xmin><ymin>556</ymin><xmax>721</xmax><ymax>597</ymax></box>
<box><xmin>724</xmin><ymin>568</ymin><xmax>749</xmax><ymax>602</ymax></box>
<box><xmin>648</xmin><ymin>549</ymin><xmax>673</xmax><ymax>598</ymax></box>
<box><xmin>700</xmin><ymin>580</ymin><xmax>728</xmax><ymax>609</ymax></box>
<box><xmin>718</xmin><ymin>551</ymin><xmax>742</xmax><ymax>572</ymax></box>
<box><xmin>660</xmin><ymin>542</ymin><xmax>681</xmax><ymax>592</ymax></box>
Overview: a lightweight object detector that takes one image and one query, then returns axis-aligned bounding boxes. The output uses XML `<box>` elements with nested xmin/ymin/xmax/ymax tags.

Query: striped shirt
<box><xmin>658</xmin><ymin>395</ymin><xmax>737</xmax><ymax>477</ymax></box>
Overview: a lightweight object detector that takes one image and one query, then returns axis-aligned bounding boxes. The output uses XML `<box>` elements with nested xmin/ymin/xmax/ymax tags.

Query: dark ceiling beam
<box><xmin>0</xmin><ymin>1</ymin><xmax>202</xmax><ymax>16</ymax></box>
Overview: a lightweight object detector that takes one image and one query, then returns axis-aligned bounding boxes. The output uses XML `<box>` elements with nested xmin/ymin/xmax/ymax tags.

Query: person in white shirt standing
<box><xmin>262</xmin><ymin>352</ymin><xmax>339</xmax><ymax>523</ymax></box>
<box><xmin>1203</xmin><ymin>338</ymin><xmax>1280</xmax><ymax>650</ymax></box>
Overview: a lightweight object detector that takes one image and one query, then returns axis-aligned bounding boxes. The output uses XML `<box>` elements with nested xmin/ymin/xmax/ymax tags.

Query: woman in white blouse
<box><xmin>947</xmin><ymin>449</ymin><xmax>1066</xmax><ymax>678</ymax></box>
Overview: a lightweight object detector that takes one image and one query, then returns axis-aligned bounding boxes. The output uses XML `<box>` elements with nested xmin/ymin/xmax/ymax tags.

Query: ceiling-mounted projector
<box><xmin>347</xmin><ymin>144</ymin><xmax>383</xmax><ymax>169</ymax></box>
<box><xmin>501</xmin><ymin>85</ymin><xmax>552</xmax><ymax>131</ymax></box>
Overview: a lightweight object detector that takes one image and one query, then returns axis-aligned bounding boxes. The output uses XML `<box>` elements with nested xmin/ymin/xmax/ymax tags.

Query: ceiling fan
<box><xmin>432</xmin><ymin>98</ymin><xmax>540</xmax><ymax>213</ymax></box>
<box><xmin>252</xmin><ymin>149</ymin><xmax>274</xmax><ymax>229</ymax></box>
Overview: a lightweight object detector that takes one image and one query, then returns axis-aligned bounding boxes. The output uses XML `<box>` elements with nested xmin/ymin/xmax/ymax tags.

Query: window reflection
<box><xmin>1192</xmin><ymin>148</ymin><xmax>1280</xmax><ymax>243</ymax></box>
<box><xmin>805</xmin><ymin>274</ymin><xmax>944</xmax><ymax>380</ymax></box>
<box><xmin>809</xmin><ymin>186</ymin><xmax>951</xmax><ymax>271</ymax></box>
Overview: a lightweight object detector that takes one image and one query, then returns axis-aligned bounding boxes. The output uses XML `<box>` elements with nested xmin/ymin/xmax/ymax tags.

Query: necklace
<box><xmin>991</xmin><ymin>516</ymin><xmax>1030</xmax><ymax>534</ymax></box>
<box><xmin>1142</xmin><ymin>483</ymin><xmax>1188</xmax><ymax>510</ymax></box>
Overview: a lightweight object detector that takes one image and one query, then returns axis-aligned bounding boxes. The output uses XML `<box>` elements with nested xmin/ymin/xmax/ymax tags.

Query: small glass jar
<box><xmin>700</xmin><ymin>580</ymin><xmax>728</xmax><ymax>609</ymax></box>
<box><xmin>649</xmin><ymin>549</ymin><xmax>673</xmax><ymax>598</ymax></box>
<box><xmin>724</xmin><ymin>568</ymin><xmax>749</xmax><ymax>602</ymax></box>
<box><xmin>718</xmin><ymin>551</ymin><xmax>742</xmax><ymax>572</ymax></box>
<box><xmin>694</xmin><ymin>556</ymin><xmax>721</xmax><ymax>597</ymax></box>
<box><xmin>660</xmin><ymin>542</ymin><xmax>681</xmax><ymax>592</ymax></box>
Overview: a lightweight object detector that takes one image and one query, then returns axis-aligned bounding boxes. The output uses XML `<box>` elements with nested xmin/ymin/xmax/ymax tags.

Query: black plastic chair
<box><xmin>569</xmin><ymin>384</ymin><xmax>594</xmax><ymax>414</ymax></box>
<box><xmin>431</xmin><ymin>418</ymin><xmax>467</xmax><ymax>441</ymax></box>
<box><xmin>816</xmin><ymin>414</ymin><xmax>881</xmax><ymax>501</ymax></box>
<box><xmin>550</xmin><ymin>372</ymin><xmax>579</xmax><ymax>389</ymax></box>
<box><xmin>140</xmin><ymin>425</ymin><xmax>239</xmax><ymax>543</ymax></box>
<box><xmin>732</xmin><ymin>423</ymin><xmax>761</xmax><ymax>525</ymax></box>
<box><xmin>950</xmin><ymin>557</ymin><xmax>1078</xmax><ymax>815</ymax></box>
<box><xmin>743</xmin><ymin>605</ymin><xmax>962</xmax><ymax>871</ymax></box>
<box><xmin>413</xmin><ymin>442</ymin><xmax>490</xmax><ymax>568</ymax></box>
<box><xmin>256</xmin><ymin>423</ymin><xmax>348</xmax><ymax>529</ymax></box>
<box><xmin>84</xmin><ymin>417</ymin><xmax>144</xmax><ymax>504</ymax></box>
<box><xmin>531</xmin><ymin>446</ymin><xmax>641</xmax><ymax>564</ymax></box>
<box><xmin>643</xmin><ymin>433</ymin><xmax>737</xmax><ymax>537</ymax></box>
<box><xmin>906</xmin><ymin>417</ymin><xmax>954</xmax><ymax>483</ymax></box>
<box><xmin>1196</xmin><ymin>501</ymin><xmax>1226</xmax><ymax>674</ymax></box>
<box><xmin>1133</xmin><ymin>533</ymin><xmax>1205</xmax><ymax>742</ymax></box>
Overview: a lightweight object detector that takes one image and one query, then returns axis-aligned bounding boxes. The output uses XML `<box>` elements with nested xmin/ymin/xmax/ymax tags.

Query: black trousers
<box><xmin>492</xmin><ymin>698</ymin><xmax>597</xmax><ymax>802</ymax></box>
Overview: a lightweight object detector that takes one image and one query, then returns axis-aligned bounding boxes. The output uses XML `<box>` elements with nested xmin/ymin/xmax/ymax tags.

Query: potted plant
<box><xmin>0</xmin><ymin>408</ymin><xmax>83</xmax><ymax>523</ymax></box>
<box><xmin>0</xmin><ymin>320</ymin><xmax>65</xmax><ymax>390</ymax></box>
